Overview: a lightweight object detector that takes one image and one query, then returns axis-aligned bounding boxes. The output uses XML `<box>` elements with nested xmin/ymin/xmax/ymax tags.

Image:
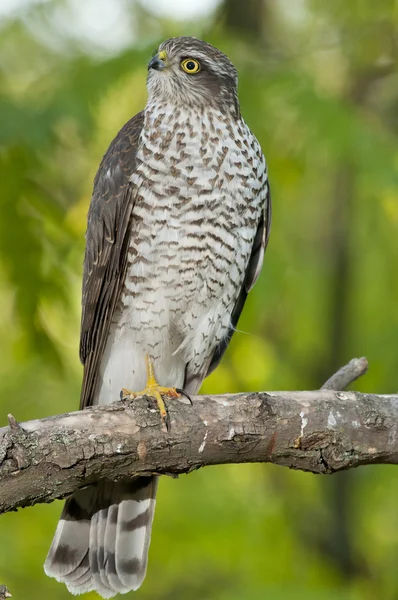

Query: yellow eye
<box><xmin>181</xmin><ymin>58</ymin><xmax>201</xmax><ymax>74</ymax></box>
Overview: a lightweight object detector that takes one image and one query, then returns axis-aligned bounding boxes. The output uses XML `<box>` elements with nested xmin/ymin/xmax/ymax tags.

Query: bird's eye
<box><xmin>181</xmin><ymin>58</ymin><xmax>201</xmax><ymax>74</ymax></box>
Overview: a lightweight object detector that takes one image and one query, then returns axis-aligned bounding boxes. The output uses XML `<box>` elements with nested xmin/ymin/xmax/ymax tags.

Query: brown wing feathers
<box><xmin>79</xmin><ymin>111</ymin><xmax>145</xmax><ymax>409</ymax></box>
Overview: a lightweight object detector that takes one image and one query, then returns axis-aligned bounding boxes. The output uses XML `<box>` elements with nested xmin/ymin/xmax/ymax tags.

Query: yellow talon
<box><xmin>121</xmin><ymin>355</ymin><xmax>180</xmax><ymax>430</ymax></box>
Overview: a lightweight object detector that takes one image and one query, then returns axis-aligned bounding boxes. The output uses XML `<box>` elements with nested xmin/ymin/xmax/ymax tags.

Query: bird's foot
<box><xmin>121</xmin><ymin>384</ymin><xmax>179</xmax><ymax>430</ymax></box>
<box><xmin>120</xmin><ymin>356</ymin><xmax>180</xmax><ymax>430</ymax></box>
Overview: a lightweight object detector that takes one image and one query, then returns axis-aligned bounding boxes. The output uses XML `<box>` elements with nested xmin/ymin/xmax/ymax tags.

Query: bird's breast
<box><xmin>119</xmin><ymin>105</ymin><xmax>266</xmax><ymax>340</ymax></box>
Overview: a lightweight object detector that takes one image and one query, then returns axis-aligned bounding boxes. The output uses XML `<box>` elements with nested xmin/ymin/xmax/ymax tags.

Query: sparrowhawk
<box><xmin>44</xmin><ymin>36</ymin><xmax>271</xmax><ymax>597</ymax></box>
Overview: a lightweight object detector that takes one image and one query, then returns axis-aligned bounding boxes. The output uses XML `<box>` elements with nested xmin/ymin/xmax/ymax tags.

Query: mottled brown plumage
<box><xmin>45</xmin><ymin>36</ymin><xmax>271</xmax><ymax>598</ymax></box>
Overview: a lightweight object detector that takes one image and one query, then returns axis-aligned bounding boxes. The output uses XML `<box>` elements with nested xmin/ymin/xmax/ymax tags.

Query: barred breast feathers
<box><xmin>118</xmin><ymin>101</ymin><xmax>267</xmax><ymax>371</ymax></box>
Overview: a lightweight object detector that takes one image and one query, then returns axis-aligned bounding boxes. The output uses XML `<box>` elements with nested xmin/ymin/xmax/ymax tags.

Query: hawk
<box><xmin>44</xmin><ymin>37</ymin><xmax>271</xmax><ymax>597</ymax></box>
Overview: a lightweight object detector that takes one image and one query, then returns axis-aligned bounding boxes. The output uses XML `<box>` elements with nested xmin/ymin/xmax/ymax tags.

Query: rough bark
<box><xmin>1</xmin><ymin>358</ymin><xmax>397</xmax><ymax>516</ymax></box>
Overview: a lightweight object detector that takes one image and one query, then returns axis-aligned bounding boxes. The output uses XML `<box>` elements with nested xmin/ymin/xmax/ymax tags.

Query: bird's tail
<box><xmin>44</xmin><ymin>476</ymin><xmax>158</xmax><ymax>598</ymax></box>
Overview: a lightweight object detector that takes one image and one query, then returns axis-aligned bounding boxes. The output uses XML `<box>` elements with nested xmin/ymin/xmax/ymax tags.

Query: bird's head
<box><xmin>147</xmin><ymin>37</ymin><xmax>239</xmax><ymax>114</ymax></box>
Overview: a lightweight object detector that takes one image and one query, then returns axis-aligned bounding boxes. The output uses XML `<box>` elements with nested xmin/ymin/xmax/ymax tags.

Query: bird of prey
<box><xmin>44</xmin><ymin>36</ymin><xmax>271</xmax><ymax>597</ymax></box>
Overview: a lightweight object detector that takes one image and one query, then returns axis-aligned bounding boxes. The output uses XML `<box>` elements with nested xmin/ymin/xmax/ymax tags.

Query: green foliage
<box><xmin>0</xmin><ymin>1</ymin><xmax>398</xmax><ymax>599</ymax></box>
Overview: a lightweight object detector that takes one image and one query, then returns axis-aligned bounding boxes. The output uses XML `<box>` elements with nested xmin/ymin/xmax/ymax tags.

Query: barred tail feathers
<box><xmin>44</xmin><ymin>477</ymin><xmax>158</xmax><ymax>598</ymax></box>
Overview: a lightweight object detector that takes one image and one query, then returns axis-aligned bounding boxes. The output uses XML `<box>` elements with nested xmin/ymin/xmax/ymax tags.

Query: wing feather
<box><xmin>79</xmin><ymin>111</ymin><xmax>145</xmax><ymax>409</ymax></box>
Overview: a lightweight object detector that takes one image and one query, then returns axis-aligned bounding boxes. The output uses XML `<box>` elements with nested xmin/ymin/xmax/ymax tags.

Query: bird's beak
<box><xmin>148</xmin><ymin>50</ymin><xmax>167</xmax><ymax>71</ymax></box>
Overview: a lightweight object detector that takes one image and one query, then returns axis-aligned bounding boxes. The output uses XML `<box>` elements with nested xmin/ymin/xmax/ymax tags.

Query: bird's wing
<box><xmin>205</xmin><ymin>181</ymin><xmax>272</xmax><ymax>377</ymax></box>
<box><xmin>79</xmin><ymin>111</ymin><xmax>145</xmax><ymax>409</ymax></box>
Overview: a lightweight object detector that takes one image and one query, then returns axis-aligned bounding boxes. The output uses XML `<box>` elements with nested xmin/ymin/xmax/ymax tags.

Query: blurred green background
<box><xmin>1</xmin><ymin>0</ymin><xmax>398</xmax><ymax>598</ymax></box>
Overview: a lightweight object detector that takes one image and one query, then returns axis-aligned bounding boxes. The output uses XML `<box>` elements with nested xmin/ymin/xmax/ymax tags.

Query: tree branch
<box><xmin>321</xmin><ymin>356</ymin><xmax>368</xmax><ymax>390</ymax></box>
<box><xmin>1</xmin><ymin>357</ymin><xmax>397</xmax><ymax>516</ymax></box>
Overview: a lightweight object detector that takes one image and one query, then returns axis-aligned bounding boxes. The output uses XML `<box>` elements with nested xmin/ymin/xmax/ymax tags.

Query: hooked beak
<box><xmin>148</xmin><ymin>50</ymin><xmax>167</xmax><ymax>71</ymax></box>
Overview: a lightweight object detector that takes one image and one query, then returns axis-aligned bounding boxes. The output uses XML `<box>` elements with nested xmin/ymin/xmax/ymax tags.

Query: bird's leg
<box><xmin>120</xmin><ymin>355</ymin><xmax>180</xmax><ymax>430</ymax></box>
